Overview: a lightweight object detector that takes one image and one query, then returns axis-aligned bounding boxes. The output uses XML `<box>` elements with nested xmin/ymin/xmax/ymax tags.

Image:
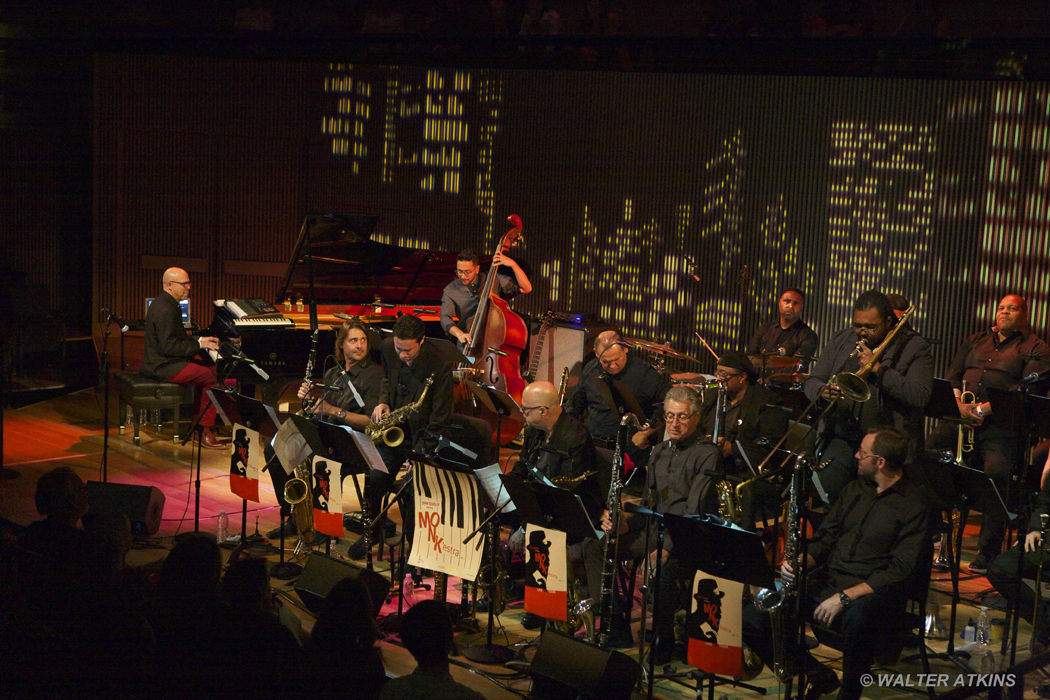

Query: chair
<box><xmin>808</xmin><ymin>530</ymin><xmax>937</xmax><ymax>699</ymax></box>
<box><xmin>114</xmin><ymin>371</ymin><xmax>191</xmax><ymax>445</ymax></box>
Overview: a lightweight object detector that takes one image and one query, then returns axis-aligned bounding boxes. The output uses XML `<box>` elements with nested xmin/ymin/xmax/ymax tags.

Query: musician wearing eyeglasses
<box><xmin>440</xmin><ymin>248</ymin><xmax>532</xmax><ymax>348</ymax></box>
<box><xmin>742</xmin><ymin>426</ymin><xmax>929</xmax><ymax>700</ymax></box>
<box><xmin>141</xmin><ymin>267</ymin><xmax>225</xmax><ymax>450</ymax></box>
<box><xmin>567</xmin><ymin>330</ymin><xmax>672</xmax><ymax>445</ymax></box>
<box><xmin>930</xmin><ymin>294</ymin><xmax>1050</xmax><ymax>575</ymax></box>
<box><xmin>746</xmin><ymin>287</ymin><xmax>819</xmax><ymax>365</ymax></box>
<box><xmin>803</xmin><ymin>290</ymin><xmax>933</xmax><ymax>506</ymax></box>
<box><xmin>583</xmin><ymin>386</ymin><xmax>723</xmax><ymax>658</ymax></box>
<box><xmin>507</xmin><ymin>381</ymin><xmax>601</xmax><ymax>629</ymax></box>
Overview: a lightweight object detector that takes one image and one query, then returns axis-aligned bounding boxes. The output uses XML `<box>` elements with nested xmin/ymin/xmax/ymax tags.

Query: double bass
<box><xmin>461</xmin><ymin>215</ymin><xmax>529</xmax><ymax>441</ymax></box>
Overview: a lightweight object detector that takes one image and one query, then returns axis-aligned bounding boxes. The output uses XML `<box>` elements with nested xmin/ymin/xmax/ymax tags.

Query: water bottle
<box><xmin>217</xmin><ymin>510</ymin><xmax>229</xmax><ymax>543</ymax></box>
<box><xmin>977</xmin><ymin>606</ymin><xmax>990</xmax><ymax>646</ymax></box>
<box><xmin>402</xmin><ymin>572</ymin><xmax>419</xmax><ymax>609</ymax></box>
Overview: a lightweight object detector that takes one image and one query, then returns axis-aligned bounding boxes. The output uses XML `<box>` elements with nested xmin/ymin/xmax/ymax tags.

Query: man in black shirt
<box><xmin>341</xmin><ymin>314</ymin><xmax>455</xmax><ymax>560</ymax></box>
<box><xmin>140</xmin><ymin>267</ymin><xmax>225</xmax><ymax>449</ymax></box>
<box><xmin>746</xmin><ymin>287</ymin><xmax>819</xmax><ymax>371</ymax></box>
<box><xmin>440</xmin><ymin>248</ymin><xmax>532</xmax><ymax>348</ymax></box>
<box><xmin>932</xmin><ymin>294</ymin><xmax>1050</xmax><ymax>574</ymax></box>
<box><xmin>508</xmin><ymin>381</ymin><xmax>600</xmax><ymax>629</ymax></box>
<box><xmin>297</xmin><ymin>319</ymin><xmax>384</xmax><ymax>430</ymax></box>
<box><xmin>567</xmin><ymin>330</ymin><xmax>671</xmax><ymax>443</ymax></box>
<box><xmin>742</xmin><ymin>426</ymin><xmax>930</xmax><ymax>700</ymax></box>
<box><xmin>804</xmin><ymin>290</ymin><xmax>933</xmax><ymax>506</ymax></box>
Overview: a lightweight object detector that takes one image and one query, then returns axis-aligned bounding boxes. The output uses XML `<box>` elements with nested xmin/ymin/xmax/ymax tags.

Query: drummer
<box><xmin>746</xmin><ymin>287</ymin><xmax>819</xmax><ymax>373</ymax></box>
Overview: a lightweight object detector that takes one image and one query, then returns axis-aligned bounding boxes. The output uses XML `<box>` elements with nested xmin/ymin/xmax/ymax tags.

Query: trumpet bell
<box><xmin>834</xmin><ymin>371</ymin><xmax>872</xmax><ymax>403</ymax></box>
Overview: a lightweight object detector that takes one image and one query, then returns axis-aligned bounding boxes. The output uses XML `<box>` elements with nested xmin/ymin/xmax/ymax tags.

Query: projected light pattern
<box><xmin>980</xmin><ymin>87</ymin><xmax>1050</xmax><ymax>331</ymax></box>
<box><xmin>323</xmin><ymin>65</ymin><xmax>499</xmax><ymax>241</ymax></box>
<box><xmin>826</xmin><ymin>121</ymin><xmax>936</xmax><ymax>326</ymax></box>
<box><xmin>324</xmin><ymin>64</ymin><xmax>371</xmax><ymax>174</ymax></box>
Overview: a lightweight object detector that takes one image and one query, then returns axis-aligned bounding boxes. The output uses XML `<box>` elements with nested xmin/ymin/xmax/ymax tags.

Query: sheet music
<box><xmin>272</xmin><ymin>418</ymin><xmax>313</xmax><ymax>475</ymax></box>
<box><xmin>346</xmin><ymin>428</ymin><xmax>389</xmax><ymax>474</ymax></box>
<box><xmin>474</xmin><ymin>464</ymin><xmax>515</xmax><ymax>513</ymax></box>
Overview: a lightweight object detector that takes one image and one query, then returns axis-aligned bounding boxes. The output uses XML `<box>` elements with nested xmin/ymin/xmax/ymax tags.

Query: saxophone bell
<box><xmin>283</xmin><ymin>458</ymin><xmax>317</xmax><ymax>546</ymax></box>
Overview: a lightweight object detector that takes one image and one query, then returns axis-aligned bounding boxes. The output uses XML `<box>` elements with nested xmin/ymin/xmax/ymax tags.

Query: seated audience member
<box><xmin>379</xmin><ymin>600</ymin><xmax>484</xmax><ymax>700</ymax></box>
<box><xmin>307</xmin><ymin>577</ymin><xmax>388</xmax><ymax>700</ymax></box>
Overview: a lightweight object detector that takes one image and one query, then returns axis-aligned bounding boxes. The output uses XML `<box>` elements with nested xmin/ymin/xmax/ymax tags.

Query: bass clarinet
<box><xmin>597</xmin><ymin>413</ymin><xmax>643</xmax><ymax>646</ymax></box>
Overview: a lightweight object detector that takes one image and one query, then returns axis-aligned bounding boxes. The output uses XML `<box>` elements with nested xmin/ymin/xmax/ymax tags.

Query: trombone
<box><xmin>735</xmin><ymin>305</ymin><xmax>916</xmax><ymax>499</ymax></box>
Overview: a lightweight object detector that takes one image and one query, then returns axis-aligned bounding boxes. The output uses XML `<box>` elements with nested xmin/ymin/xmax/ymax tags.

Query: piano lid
<box><xmin>276</xmin><ymin>213</ymin><xmax>459</xmax><ymax>307</ymax></box>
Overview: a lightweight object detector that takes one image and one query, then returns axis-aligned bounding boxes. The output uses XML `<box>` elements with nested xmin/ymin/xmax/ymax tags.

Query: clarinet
<box><xmin>301</xmin><ymin>328</ymin><xmax>320</xmax><ymax>416</ymax></box>
<box><xmin>598</xmin><ymin>413</ymin><xmax>642</xmax><ymax>646</ymax></box>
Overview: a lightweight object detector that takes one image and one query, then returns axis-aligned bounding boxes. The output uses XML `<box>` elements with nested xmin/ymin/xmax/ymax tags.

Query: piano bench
<box><xmin>114</xmin><ymin>372</ymin><xmax>191</xmax><ymax>445</ymax></box>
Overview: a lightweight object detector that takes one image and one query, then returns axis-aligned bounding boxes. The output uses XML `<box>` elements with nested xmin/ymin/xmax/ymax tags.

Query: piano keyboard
<box><xmin>231</xmin><ymin>315</ymin><xmax>294</xmax><ymax>328</ymax></box>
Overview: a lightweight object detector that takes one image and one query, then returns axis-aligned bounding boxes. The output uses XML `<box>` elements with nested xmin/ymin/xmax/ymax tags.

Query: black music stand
<box><xmin>501</xmin><ymin>473</ymin><xmax>600</xmax><ymax>545</ymax></box>
<box><xmin>662</xmin><ymin>514</ymin><xmax>770</xmax><ymax>697</ymax></box>
<box><xmin>464</xmin><ymin>381</ymin><xmax>524</xmax><ymax>462</ymax></box>
<box><xmin>284</xmin><ymin>415</ymin><xmax>388</xmax><ymax>561</ymax></box>
<box><xmin>921</xmin><ymin>457</ymin><xmax>1017</xmax><ymax>672</ymax></box>
<box><xmin>209</xmin><ymin>390</ymin><xmax>281</xmax><ymax>546</ymax></box>
<box><xmin>426</xmin><ymin>338</ymin><xmax>471</xmax><ymax>367</ymax></box>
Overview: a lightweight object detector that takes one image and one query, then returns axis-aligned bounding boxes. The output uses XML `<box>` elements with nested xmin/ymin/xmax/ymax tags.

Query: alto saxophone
<box><xmin>365</xmin><ymin>376</ymin><xmax>434</xmax><ymax>447</ymax></box>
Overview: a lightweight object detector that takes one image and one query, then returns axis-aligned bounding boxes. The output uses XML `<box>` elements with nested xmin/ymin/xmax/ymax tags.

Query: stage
<box><xmin>3</xmin><ymin>387</ymin><xmax>1050</xmax><ymax>699</ymax></box>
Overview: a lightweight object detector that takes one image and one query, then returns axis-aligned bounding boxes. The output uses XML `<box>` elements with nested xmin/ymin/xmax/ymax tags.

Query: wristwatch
<box><xmin>337</xmin><ymin>409</ymin><xmax>347</xmax><ymax>421</ymax></box>
<box><xmin>839</xmin><ymin>591</ymin><xmax>853</xmax><ymax>608</ymax></box>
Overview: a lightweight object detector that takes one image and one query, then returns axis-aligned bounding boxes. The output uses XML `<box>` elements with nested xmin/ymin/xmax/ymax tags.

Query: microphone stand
<box><xmin>376</xmin><ymin>475</ymin><xmax>422</xmax><ymax>635</ymax></box>
<box><xmin>462</xmin><ymin>497</ymin><xmax>515</xmax><ymax>665</ymax></box>
<box><xmin>99</xmin><ymin>309</ymin><xmax>116</xmax><ymax>483</ymax></box>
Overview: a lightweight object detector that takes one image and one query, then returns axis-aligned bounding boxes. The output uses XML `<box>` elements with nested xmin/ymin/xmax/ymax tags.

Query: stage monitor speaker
<box><xmin>294</xmin><ymin>551</ymin><xmax>391</xmax><ymax>617</ymax></box>
<box><xmin>85</xmin><ymin>481</ymin><xmax>165</xmax><ymax>537</ymax></box>
<box><xmin>529</xmin><ymin>629</ymin><xmax>641</xmax><ymax>700</ymax></box>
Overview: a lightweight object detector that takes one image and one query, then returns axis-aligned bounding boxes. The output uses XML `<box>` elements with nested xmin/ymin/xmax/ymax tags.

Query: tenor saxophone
<box><xmin>365</xmin><ymin>376</ymin><xmax>434</xmax><ymax>447</ymax></box>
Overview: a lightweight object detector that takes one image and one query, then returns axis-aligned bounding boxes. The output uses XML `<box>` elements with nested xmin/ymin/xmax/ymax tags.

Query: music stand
<box><xmin>464</xmin><ymin>381</ymin><xmax>524</xmax><ymax>462</ymax></box>
<box><xmin>426</xmin><ymin>338</ymin><xmax>471</xmax><ymax>367</ymax></box>
<box><xmin>921</xmin><ymin>457</ymin><xmax>1016</xmax><ymax>672</ymax></box>
<box><xmin>658</xmin><ymin>514</ymin><xmax>770</xmax><ymax>697</ymax></box>
<box><xmin>500</xmin><ymin>473</ymin><xmax>600</xmax><ymax>545</ymax></box>
<box><xmin>293</xmin><ymin>415</ymin><xmax>390</xmax><ymax>564</ymax></box>
<box><xmin>208</xmin><ymin>390</ymin><xmax>281</xmax><ymax>544</ymax></box>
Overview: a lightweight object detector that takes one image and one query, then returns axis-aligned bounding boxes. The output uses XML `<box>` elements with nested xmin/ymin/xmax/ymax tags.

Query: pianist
<box><xmin>440</xmin><ymin>248</ymin><xmax>532</xmax><ymax>347</ymax></box>
<box><xmin>140</xmin><ymin>267</ymin><xmax>226</xmax><ymax>450</ymax></box>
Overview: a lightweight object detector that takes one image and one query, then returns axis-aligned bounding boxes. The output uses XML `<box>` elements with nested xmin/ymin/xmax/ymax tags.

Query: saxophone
<box><xmin>752</xmin><ymin>452</ymin><xmax>814</xmax><ymax>683</ymax></box>
<box><xmin>597</xmin><ymin>413</ymin><xmax>641</xmax><ymax>646</ymax></box>
<box><xmin>365</xmin><ymin>376</ymin><xmax>434</xmax><ymax>447</ymax></box>
<box><xmin>710</xmin><ymin>377</ymin><xmax>743</xmax><ymax>523</ymax></box>
<box><xmin>283</xmin><ymin>457</ymin><xmax>317</xmax><ymax>547</ymax></box>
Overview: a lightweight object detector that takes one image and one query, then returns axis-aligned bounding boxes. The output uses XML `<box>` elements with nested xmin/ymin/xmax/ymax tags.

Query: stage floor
<box><xmin>3</xmin><ymin>388</ymin><xmax>1050</xmax><ymax>699</ymax></box>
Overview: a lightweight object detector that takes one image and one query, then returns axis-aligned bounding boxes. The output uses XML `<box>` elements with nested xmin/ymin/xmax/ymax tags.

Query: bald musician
<box><xmin>140</xmin><ymin>267</ymin><xmax>225</xmax><ymax>450</ymax></box>
<box><xmin>567</xmin><ymin>330</ymin><xmax>671</xmax><ymax>444</ymax></box>
<box><xmin>508</xmin><ymin>381</ymin><xmax>602</xmax><ymax>629</ymax></box>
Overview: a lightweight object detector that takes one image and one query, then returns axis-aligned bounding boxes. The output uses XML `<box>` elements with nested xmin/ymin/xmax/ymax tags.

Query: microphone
<box><xmin>104</xmin><ymin>310</ymin><xmax>129</xmax><ymax>333</ymax></box>
<box><xmin>1021</xmin><ymin>370</ymin><xmax>1049</xmax><ymax>384</ymax></box>
<box><xmin>487</xmin><ymin>347</ymin><xmax>509</xmax><ymax>357</ymax></box>
<box><xmin>221</xmin><ymin>341</ymin><xmax>257</xmax><ymax>364</ymax></box>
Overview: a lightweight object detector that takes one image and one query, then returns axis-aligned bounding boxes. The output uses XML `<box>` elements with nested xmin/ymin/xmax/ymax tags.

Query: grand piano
<box><xmin>208</xmin><ymin>213</ymin><xmax>458</xmax><ymax>390</ymax></box>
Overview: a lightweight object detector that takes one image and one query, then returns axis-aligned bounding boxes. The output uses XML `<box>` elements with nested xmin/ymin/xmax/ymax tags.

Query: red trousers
<box><xmin>166</xmin><ymin>359</ymin><xmax>218</xmax><ymax>428</ymax></box>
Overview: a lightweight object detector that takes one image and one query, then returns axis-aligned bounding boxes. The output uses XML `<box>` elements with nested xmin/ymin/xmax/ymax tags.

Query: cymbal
<box><xmin>624</xmin><ymin>338</ymin><xmax>701</xmax><ymax>364</ymax></box>
<box><xmin>750</xmin><ymin>351</ymin><xmax>817</xmax><ymax>362</ymax></box>
<box><xmin>768</xmin><ymin>372</ymin><xmax>809</xmax><ymax>385</ymax></box>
